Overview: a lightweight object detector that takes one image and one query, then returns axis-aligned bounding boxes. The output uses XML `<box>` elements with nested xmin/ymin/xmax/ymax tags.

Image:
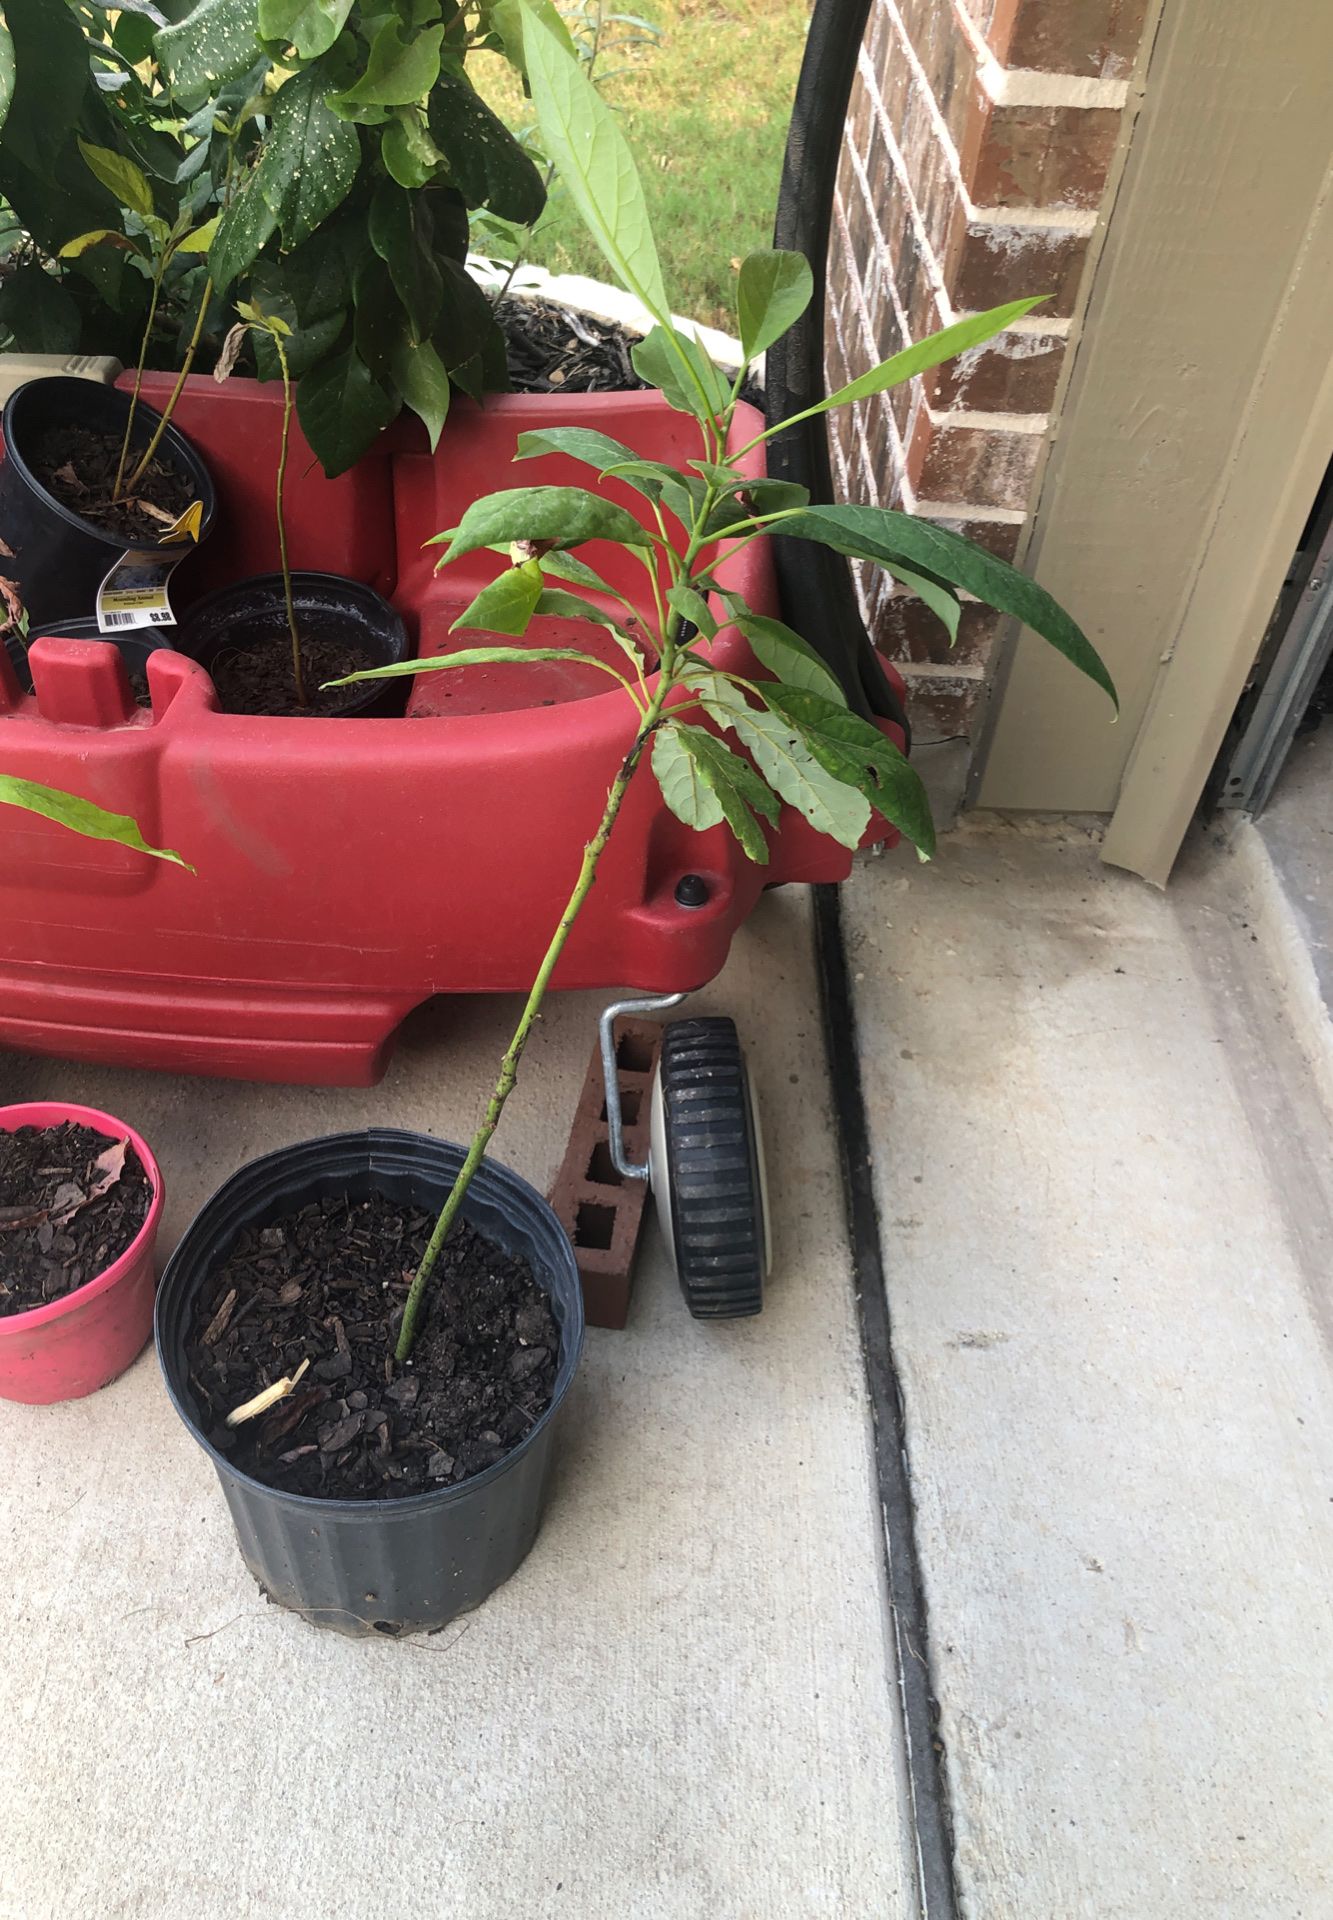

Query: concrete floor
<box><xmin>0</xmin><ymin>891</ymin><xmax>917</xmax><ymax>1920</ymax></box>
<box><xmin>843</xmin><ymin>818</ymin><xmax>1333</xmax><ymax>1919</ymax></box>
<box><xmin>5</xmin><ymin>815</ymin><xmax>1333</xmax><ymax>1918</ymax></box>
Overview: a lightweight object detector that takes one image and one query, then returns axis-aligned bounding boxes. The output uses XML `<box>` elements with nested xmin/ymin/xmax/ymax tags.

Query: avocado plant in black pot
<box><xmin>153</xmin><ymin>0</ymin><xmax>1117</xmax><ymax>1640</ymax></box>
<box><xmin>181</xmin><ymin>303</ymin><xmax>409</xmax><ymax>717</ymax></box>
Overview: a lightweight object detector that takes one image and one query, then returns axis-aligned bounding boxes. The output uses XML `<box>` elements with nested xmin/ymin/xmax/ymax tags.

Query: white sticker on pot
<box><xmin>95</xmin><ymin>500</ymin><xmax>203</xmax><ymax>633</ymax></box>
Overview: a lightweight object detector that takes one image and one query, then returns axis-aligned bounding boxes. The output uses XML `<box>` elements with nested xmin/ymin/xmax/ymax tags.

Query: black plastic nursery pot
<box><xmin>155</xmin><ymin>1129</ymin><xmax>585</xmax><ymax>1637</ymax></box>
<box><xmin>5</xmin><ymin>615</ymin><xmax>176</xmax><ymax>697</ymax></box>
<box><xmin>0</xmin><ymin>377</ymin><xmax>216</xmax><ymax>628</ymax></box>
<box><xmin>177</xmin><ymin>571</ymin><xmax>411</xmax><ymax>717</ymax></box>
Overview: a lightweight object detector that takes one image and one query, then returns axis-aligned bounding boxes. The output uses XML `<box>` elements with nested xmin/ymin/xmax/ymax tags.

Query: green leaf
<box><xmin>174</xmin><ymin>216</ymin><xmax>219</xmax><ymax>256</ymax></box>
<box><xmin>77</xmin><ymin>141</ymin><xmax>154</xmax><ymax>220</ymax></box>
<box><xmin>778</xmin><ymin>504</ymin><xmax>1116</xmax><ymax>708</ymax></box>
<box><xmin>881</xmin><ymin>561</ymin><xmax>961</xmax><ymax>644</ymax></box>
<box><xmin>490</xmin><ymin>0</ymin><xmax>576</xmax><ymax>68</ymax></box>
<box><xmin>258</xmin><ymin>0</ymin><xmax>354</xmax><ymax>59</ymax></box>
<box><xmin>330</xmin><ymin>21</ymin><xmax>443</xmax><ymax>110</ymax></box>
<box><xmin>818</xmin><ymin>298</ymin><xmax>1045</xmax><ymax>415</ymax></box>
<box><xmin>520</xmin><ymin>0</ymin><xmax>669</xmax><ymax>321</ymax></box>
<box><xmin>156</xmin><ymin>0</ymin><xmax>263</xmax><ymax>110</ymax></box>
<box><xmin>208</xmin><ymin>172</ymin><xmax>278</xmax><ymax>292</ymax></box>
<box><xmin>452</xmin><ymin>566</ymin><xmax>543</xmax><ymax>636</ymax></box>
<box><xmin>427</xmin><ymin>72</ymin><xmax>547</xmax><ymax>224</ymax></box>
<box><xmin>655</xmin><ymin>722</ymin><xmax>776</xmax><ymax>864</ymax></box>
<box><xmin>726</xmin><ymin>607</ymin><xmax>846</xmax><ymax>704</ymax></box>
<box><xmin>0</xmin><ymin>777</ymin><xmax>191</xmax><ymax>868</ymax></box>
<box><xmin>693</xmin><ymin>676</ymin><xmax>869</xmax><ymax>848</ymax></box>
<box><xmin>0</xmin><ymin>0</ymin><xmax>88</xmax><ymax>177</ymax></box>
<box><xmin>630</xmin><ymin>324</ymin><xmax>728</xmax><ymax>422</ymax></box>
<box><xmin>516</xmin><ymin>425</ymin><xmax>642</xmax><ymax>471</ymax></box>
<box><xmin>652</xmin><ymin>723</ymin><xmax>722</xmax><ymax>831</ymax></box>
<box><xmin>539</xmin><ymin>550</ymin><xmax>623</xmax><ymax>597</ymax></box>
<box><xmin>440</xmin><ymin>486</ymin><xmax>654</xmax><ymax>563</ymax></box>
<box><xmin>0</xmin><ymin>19</ymin><xmax>14</xmax><ymax>140</ymax></box>
<box><xmin>259</xmin><ymin>68</ymin><xmax>361</xmax><ymax>248</ymax></box>
<box><xmin>369</xmin><ymin>181</ymin><xmax>443</xmax><ymax>341</ymax></box>
<box><xmin>353</xmin><ymin>257</ymin><xmax>407</xmax><ymax>385</ymax></box>
<box><xmin>392</xmin><ymin>335</ymin><xmax>451</xmax><ymax>449</ymax></box>
<box><xmin>667</xmin><ymin>582</ymin><xmax>715</xmax><ymax>639</ymax></box>
<box><xmin>736</xmin><ymin>249</ymin><xmax>812</xmax><ymax>361</ymax></box>
<box><xmin>295</xmin><ymin>345</ymin><xmax>398</xmax><ymax>477</ymax></box>
<box><xmin>329</xmin><ymin>645</ymin><xmax>631</xmax><ymax>687</ymax></box>
<box><xmin>381</xmin><ymin>106</ymin><xmax>445</xmax><ymax>189</ymax></box>
<box><xmin>762</xmin><ymin>685</ymin><xmax>936</xmax><ymax>857</ymax></box>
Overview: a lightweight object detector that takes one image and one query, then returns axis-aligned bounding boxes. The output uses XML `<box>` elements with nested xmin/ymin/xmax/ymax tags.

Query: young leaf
<box><xmin>654</xmin><ymin>722</ymin><xmax>777</xmax><ymax>864</ymax></box>
<box><xmin>726</xmin><ymin>607</ymin><xmax>846</xmax><ymax>704</ymax></box>
<box><xmin>653</xmin><ymin>723</ymin><xmax>723</xmax><ymax>833</ymax></box>
<box><xmin>0</xmin><ymin>776</ymin><xmax>191</xmax><ymax>868</ymax></box>
<box><xmin>330</xmin><ymin>21</ymin><xmax>444</xmax><ymax>110</ymax></box>
<box><xmin>520</xmin><ymin>0</ymin><xmax>670</xmax><ymax>323</ymax></box>
<box><xmin>174</xmin><ymin>217</ymin><xmax>219</xmax><ymax>255</ymax></box>
<box><xmin>539</xmin><ymin>550</ymin><xmax>625</xmax><ymax>597</ymax></box>
<box><xmin>516</xmin><ymin>425</ymin><xmax>642</xmax><ymax>471</ymax></box>
<box><xmin>392</xmin><ymin>336</ymin><xmax>451</xmax><ymax>450</ymax></box>
<box><xmin>77</xmin><ymin>140</ymin><xmax>153</xmax><ymax>220</ymax></box>
<box><xmin>761</xmin><ymin>685</ymin><xmax>936</xmax><ymax>857</ymax></box>
<box><xmin>531</xmin><ymin>588</ymin><xmax>635</xmax><ymax>641</ymax></box>
<box><xmin>382</xmin><ymin>106</ymin><xmax>445</xmax><ymax>189</ymax></box>
<box><xmin>693</xmin><ymin>676</ymin><xmax>870</xmax><ymax>848</ymax></box>
<box><xmin>736</xmin><ymin>250</ymin><xmax>813</xmax><ymax>361</ymax></box>
<box><xmin>778</xmin><ymin>504</ymin><xmax>1116</xmax><ymax>708</ymax></box>
<box><xmin>630</xmin><ymin>324</ymin><xmax>728</xmax><ymax>422</ymax></box>
<box><xmin>451</xmin><ymin>566</ymin><xmax>543</xmax><ymax>636</ymax></box>
<box><xmin>259</xmin><ymin>0</ymin><xmax>354</xmax><ymax>60</ymax></box>
<box><xmin>327</xmin><ymin>646</ymin><xmax>632</xmax><ymax>687</ymax></box>
<box><xmin>667</xmin><ymin>583</ymin><xmax>715</xmax><ymax>639</ymax></box>
<box><xmin>882</xmin><ymin>562</ymin><xmax>961</xmax><ymax>644</ymax></box>
<box><xmin>814</xmin><ymin>298</ymin><xmax>1045</xmax><ymax>417</ymax></box>
<box><xmin>439</xmin><ymin>486</ymin><xmax>653</xmax><ymax>563</ymax></box>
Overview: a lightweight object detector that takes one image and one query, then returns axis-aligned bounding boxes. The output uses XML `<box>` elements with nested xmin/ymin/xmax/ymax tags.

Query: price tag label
<box><xmin>95</xmin><ymin>500</ymin><xmax>203</xmax><ymax>634</ymax></box>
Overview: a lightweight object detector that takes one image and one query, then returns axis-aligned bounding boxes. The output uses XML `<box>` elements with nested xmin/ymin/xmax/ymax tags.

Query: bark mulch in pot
<box><xmin>206</xmin><ymin>629</ymin><xmax>381</xmax><ymax>718</ymax></box>
<box><xmin>186</xmin><ymin>1190</ymin><xmax>561</xmax><ymax>1501</ymax></box>
<box><xmin>0</xmin><ymin>1121</ymin><xmax>151</xmax><ymax>1316</ymax></box>
<box><xmin>30</xmin><ymin>424</ymin><xmax>197</xmax><ymax>544</ymax></box>
<box><xmin>499</xmin><ymin>293</ymin><xmax>764</xmax><ymax>408</ymax></box>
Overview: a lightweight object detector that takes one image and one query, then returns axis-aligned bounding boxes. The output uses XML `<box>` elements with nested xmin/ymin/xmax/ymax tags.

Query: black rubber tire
<box><xmin>656</xmin><ymin>1017</ymin><xmax>766</xmax><ymax>1319</ymax></box>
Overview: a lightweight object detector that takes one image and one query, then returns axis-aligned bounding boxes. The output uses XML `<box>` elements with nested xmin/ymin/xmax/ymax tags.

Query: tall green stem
<box><xmin>122</xmin><ymin>274</ymin><xmax>213</xmax><ymax>497</ymax></box>
<box><xmin>271</xmin><ymin>335</ymin><xmax>305</xmax><ymax>706</ymax></box>
<box><xmin>395</xmin><ymin>682</ymin><xmax>669</xmax><ymax>1363</ymax></box>
<box><xmin>113</xmin><ymin>257</ymin><xmax>166</xmax><ymax>503</ymax></box>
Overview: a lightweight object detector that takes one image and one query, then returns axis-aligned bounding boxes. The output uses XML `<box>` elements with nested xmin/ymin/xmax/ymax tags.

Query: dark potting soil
<box><xmin>0</xmin><ymin>1122</ymin><xmax>151</xmax><ymax>1316</ymax></box>
<box><xmin>498</xmin><ymin>294</ymin><xmax>765</xmax><ymax>409</ymax></box>
<box><xmin>207</xmin><ymin>629</ymin><xmax>378</xmax><ymax>717</ymax></box>
<box><xmin>185</xmin><ymin>1189</ymin><xmax>560</xmax><ymax>1501</ymax></box>
<box><xmin>30</xmin><ymin>423</ymin><xmax>197</xmax><ymax>545</ymax></box>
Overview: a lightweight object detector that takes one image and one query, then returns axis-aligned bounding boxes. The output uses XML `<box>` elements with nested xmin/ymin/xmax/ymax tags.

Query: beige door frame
<box><xmin>974</xmin><ymin>0</ymin><xmax>1333</xmax><ymax>887</ymax></box>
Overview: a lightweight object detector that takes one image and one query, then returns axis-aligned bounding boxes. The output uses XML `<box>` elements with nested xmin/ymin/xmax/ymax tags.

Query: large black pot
<box><xmin>0</xmin><ymin>377</ymin><xmax>216</xmax><ymax>628</ymax></box>
<box><xmin>155</xmin><ymin>1130</ymin><xmax>585</xmax><ymax>1637</ymax></box>
<box><xmin>177</xmin><ymin>572</ymin><xmax>411</xmax><ymax>717</ymax></box>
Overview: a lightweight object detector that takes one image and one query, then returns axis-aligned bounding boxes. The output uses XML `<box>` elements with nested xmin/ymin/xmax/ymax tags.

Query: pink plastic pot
<box><xmin>0</xmin><ymin>1102</ymin><xmax>164</xmax><ymax>1404</ymax></box>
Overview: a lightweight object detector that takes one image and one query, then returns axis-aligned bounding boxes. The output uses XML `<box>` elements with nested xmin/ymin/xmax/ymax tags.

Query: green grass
<box><xmin>472</xmin><ymin>0</ymin><xmax>810</xmax><ymax>331</ymax></box>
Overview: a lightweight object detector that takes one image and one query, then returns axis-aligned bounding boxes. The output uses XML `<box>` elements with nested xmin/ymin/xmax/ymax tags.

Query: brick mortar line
<box><xmin>871</xmin><ymin>0</ymin><xmax>1102</xmax><ymax>234</ymax></box>
<box><xmin>946</xmin><ymin>0</ymin><xmax>1131</xmax><ymax>109</ymax></box>
<box><xmin>831</xmin><ymin>187</ymin><xmax>925</xmax><ymax>512</ymax></box>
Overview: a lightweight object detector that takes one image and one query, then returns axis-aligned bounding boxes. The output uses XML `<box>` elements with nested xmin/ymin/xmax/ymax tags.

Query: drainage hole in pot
<box><xmin>573</xmin><ymin>1203</ymin><xmax>616</xmax><ymax>1250</ymax></box>
<box><xmin>183</xmin><ymin>1190</ymin><xmax>560</xmax><ymax>1501</ymax></box>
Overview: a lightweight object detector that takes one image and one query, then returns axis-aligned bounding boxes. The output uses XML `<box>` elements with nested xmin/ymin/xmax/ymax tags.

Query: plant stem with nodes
<box><xmin>120</xmin><ymin>274</ymin><xmax>213</xmax><ymax>498</ymax></box>
<box><xmin>270</xmin><ymin>331</ymin><xmax>305</xmax><ymax>705</ymax></box>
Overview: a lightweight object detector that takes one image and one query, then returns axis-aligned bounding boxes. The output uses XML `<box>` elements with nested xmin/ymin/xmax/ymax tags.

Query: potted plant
<box><xmin>154</xmin><ymin>0</ymin><xmax>1117</xmax><ymax>1638</ymax></box>
<box><xmin>179</xmin><ymin>301</ymin><xmax>410</xmax><ymax>715</ymax></box>
<box><xmin>0</xmin><ymin>775</ymin><xmax>186</xmax><ymax>1404</ymax></box>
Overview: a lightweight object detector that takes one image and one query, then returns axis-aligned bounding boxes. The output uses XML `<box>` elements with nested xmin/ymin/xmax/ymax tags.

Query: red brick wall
<box><xmin>828</xmin><ymin>0</ymin><xmax>1149</xmax><ymax>810</ymax></box>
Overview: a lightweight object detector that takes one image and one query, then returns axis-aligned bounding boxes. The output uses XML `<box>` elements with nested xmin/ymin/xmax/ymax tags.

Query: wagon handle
<box><xmin>598</xmin><ymin>993</ymin><xmax>687</xmax><ymax>1180</ymax></box>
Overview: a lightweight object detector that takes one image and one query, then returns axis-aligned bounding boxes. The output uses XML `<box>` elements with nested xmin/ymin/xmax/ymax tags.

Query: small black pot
<box><xmin>155</xmin><ymin>1129</ymin><xmax>585</xmax><ymax>1637</ymax></box>
<box><xmin>0</xmin><ymin>377</ymin><xmax>216</xmax><ymax>628</ymax></box>
<box><xmin>177</xmin><ymin>572</ymin><xmax>411</xmax><ymax>718</ymax></box>
<box><xmin>5</xmin><ymin>615</ymin><xmax>177</xmax><ymax>698</ymax></box>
